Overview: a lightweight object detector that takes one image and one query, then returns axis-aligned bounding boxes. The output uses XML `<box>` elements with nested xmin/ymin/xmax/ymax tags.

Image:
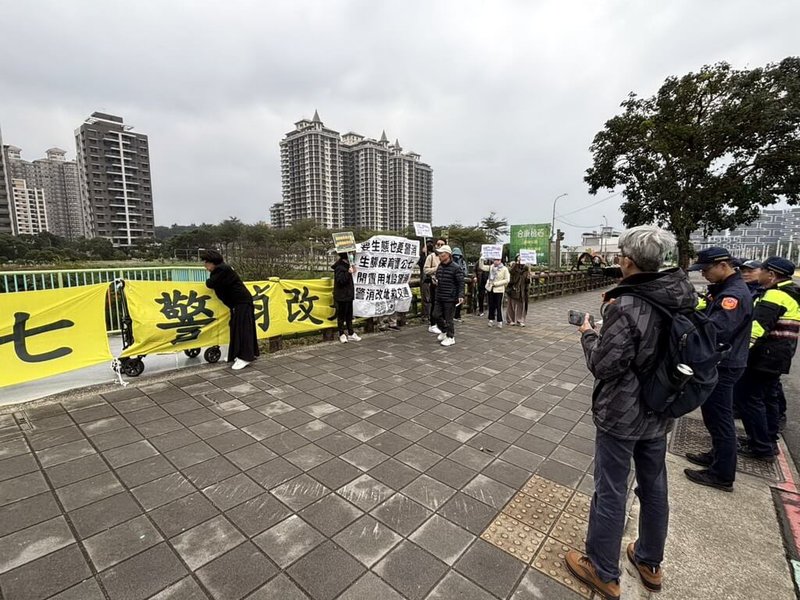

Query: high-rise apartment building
<box><xmin>273</xmin><ymin>112</ymin><xmax>433</xmax><ymax>231</ymax></box>
<box><xmin>10</xmin><ymin>178</ymin><xmax>48</xmax><ymax>235</ymax></box>
<box><xmin>0</xmin><ymin>129</ymin><xmax>16</xmax><ymax>234</ymax></box>
<box><xmin>279</xmin><ymin>111</ymin><xmax>343</xmax><ymax>229</ymax></box>
<box><xmin>340</xmin><ymin>131</ymin><xmax>390</xmax><ymax>230</ymax></box>
<box><xmin>269</xmin><ymin>202</ymin><xmax>286</xmax><ymax>229</ymax></box>
<box><xmin>3</xmin><ymin>146</ymin><xmax>89</xmax><ymax>240</ymax></box>
<box><xmin>389</xmin><ymin>141</ymin><xmax>433</xmax><ymax>230</ymax></box>
<box><xmin>34</xmin><ymin>148</ymin><xmax>90</xmax><ymax>239</ymax></box>
<box><xmin>75</xmin><ymin>112</ymin><xmax>155</xmax><ymax>247</ymax></box>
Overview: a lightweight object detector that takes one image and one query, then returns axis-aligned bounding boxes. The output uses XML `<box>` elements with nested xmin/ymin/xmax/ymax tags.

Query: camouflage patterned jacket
<box><xmin>580</xmin><ymin>268</ymin><xmax>698</xmax><ymax>440</ymax></box>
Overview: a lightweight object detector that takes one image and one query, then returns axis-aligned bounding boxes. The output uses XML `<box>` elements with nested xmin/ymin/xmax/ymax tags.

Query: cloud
<box><xmin>1</xmin><ymin>0</ymin><xmax>797</xmax><ymax>242</ymax></box>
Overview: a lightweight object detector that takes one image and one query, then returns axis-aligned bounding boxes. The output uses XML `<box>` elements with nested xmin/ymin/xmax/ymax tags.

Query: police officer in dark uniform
<box><xmin>684</xmin><ymin>247</ymin><xmax>753</xmax><ymax>491</ymax></box>
<box><xmin>740</xmin><ymin>260</ymin><xmax>765</xmax><ymax>300</ymax></box>
<box><xmin>738</xmin><ymin>257</ymin><xmax>800</xmax><ymax>461</ymax></box>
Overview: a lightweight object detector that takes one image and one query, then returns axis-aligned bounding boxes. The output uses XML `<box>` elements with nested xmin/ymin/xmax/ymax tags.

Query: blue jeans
<box><xmin>700</xmin><ymin>366</ymin><xmax>745</xmax><ymax>482</ymax></box>
<box><xmin>586</xmin><ymin>431</ymin><xmax>669</xmax><ymax>582</ymax></box>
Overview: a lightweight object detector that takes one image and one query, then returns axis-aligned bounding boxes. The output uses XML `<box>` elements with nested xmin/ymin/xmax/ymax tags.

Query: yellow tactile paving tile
<box><xmin>564</xmin><ymin>491</ymin><xmax>591</xmax><ymax>520</ymax></box>
<box><xmin>502</xmin><ymin>492</ymin><xmax>560</xmax><ymax>534</ymax></box>
<box><xmin>532</xmin><ymin>537</ymin><xmax>593</xmax><ymax>599</ymax></box>
<box><xmin>480</xmin><ymin>512</ymin><xmax>546</xmax><ymax>564</ymax></box>
<box><xmin>520</xmin><ymin>475</ymin><xmax>573</xmax><ymax>510</ymax></box>
<box><xmin>550</xmin><ymin>511</ymin><xmax>588</xmax><ymax>550</ymax></box>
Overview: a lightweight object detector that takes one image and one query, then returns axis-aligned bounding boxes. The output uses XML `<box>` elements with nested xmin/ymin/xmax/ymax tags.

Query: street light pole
<box><xmin>550</xmin><ymin>193</ymin><xmax>568</xmax><ymax>242</ymax></box>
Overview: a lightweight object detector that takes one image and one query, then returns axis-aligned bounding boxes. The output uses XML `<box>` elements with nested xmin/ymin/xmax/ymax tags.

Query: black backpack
<box><xmin>626</xmin><ymin>294</ymin><xmax>726</xmax><ymax>418</ymax></box>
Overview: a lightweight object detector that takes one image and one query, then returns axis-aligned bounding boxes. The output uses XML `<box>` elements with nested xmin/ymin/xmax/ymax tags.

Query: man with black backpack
<box><xmin>566</xmin><ymin>225</ymin><xmax>700</xmax><ymax>600</ymax></box>
<box><xmin>684</xmin><ymin>248</ymin><xmax>753</xmax><ymax>492</ymax></box>
<box><xmin>737</xmin><ymin>257</ymin><xmax>800</xmax><ymax>462</ymax></box>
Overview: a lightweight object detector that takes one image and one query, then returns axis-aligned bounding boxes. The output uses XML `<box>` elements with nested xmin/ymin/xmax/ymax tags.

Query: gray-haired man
<box><xmin>566</xmin><ymin>225</ymin><xmax>697</xmax><ymax>599</ymax></box>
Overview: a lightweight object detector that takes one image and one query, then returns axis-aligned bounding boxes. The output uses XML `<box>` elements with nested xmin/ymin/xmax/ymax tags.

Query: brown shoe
<box><xmin>627</xmin><ymin>542</ymin><xmax>663</xmax><ymax>592</ymax></box>
<box><xmin>565</xmin><ymin>550</ymin><xmax>621</xmax><ymax>600</ymax></box>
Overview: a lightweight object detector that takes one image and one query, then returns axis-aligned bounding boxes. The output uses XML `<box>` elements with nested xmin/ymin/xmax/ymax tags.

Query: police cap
<box><xmin>762</xmin><ymin>256</ymin><xmax>795</xmax><ymax>278</ymax></box>
<box><xmin>688</xmin><ymin>247</ymin><xmax>733</xmax><ymax>271</ymax></box>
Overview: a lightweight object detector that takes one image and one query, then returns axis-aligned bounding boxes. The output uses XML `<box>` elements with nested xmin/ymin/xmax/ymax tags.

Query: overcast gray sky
<box><xmin>1</xmin><ymin>0</ymin><xmax>798</xmax><ymax>243</ymax></box>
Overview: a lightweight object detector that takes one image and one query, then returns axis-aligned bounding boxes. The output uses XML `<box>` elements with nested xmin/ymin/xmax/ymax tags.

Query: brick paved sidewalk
<box><xmin>0</xmin><ymin>288</ymin><xmax>742</xmax><ymax>599</ymax></box>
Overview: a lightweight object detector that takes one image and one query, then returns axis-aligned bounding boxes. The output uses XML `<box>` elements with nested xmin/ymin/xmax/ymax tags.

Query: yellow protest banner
<box><xmin>121</xmin><ymin>281</ymin><xmax>230</xmax><ymax>357</ymax></box>
<box><xmin>247</xmin><ymin>278</ymin><xmax>335</xmax><ymax>339</ymax></box>
<box><xmin>0</xmin><ymin>284</ymin><xmax>112</xmax><ymax>388</ymax></box>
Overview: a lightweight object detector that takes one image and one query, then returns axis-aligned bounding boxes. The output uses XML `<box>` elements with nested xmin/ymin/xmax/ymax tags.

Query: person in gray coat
<box><xmin>565</xmin><ymin>225</ymin><xmax>698</xmax><ymax>600</ymax></box>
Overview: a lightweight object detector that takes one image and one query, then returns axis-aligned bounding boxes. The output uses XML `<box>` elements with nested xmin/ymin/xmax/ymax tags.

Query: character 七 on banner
<box><xmin>0</xmin><ymin>284</ymin><xmax>112</xmax><ymax>388</ymax></box>
<box><xmin>353</xmin><ymin>235</ymin><xmax>419</xmax><ymax>317</ymax></box>
<box><xmin>121</xmin><ymin>281</ymin><xmax>229</xmax><ymax>357</ymax></box>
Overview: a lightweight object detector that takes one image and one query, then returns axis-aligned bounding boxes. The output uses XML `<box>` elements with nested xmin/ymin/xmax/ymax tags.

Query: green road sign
<box><xmin>510</xmin><ymin>224</ymin><xmax>551</xmax><ymax>264</ymax></box>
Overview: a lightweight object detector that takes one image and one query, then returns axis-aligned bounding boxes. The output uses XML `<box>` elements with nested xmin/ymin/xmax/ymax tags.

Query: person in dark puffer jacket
<box><xmin>332</xmin><ymin>253</ymin><xmax>360</xmax><ymax>344</ymax></box>
<box><xmin>565</xmin><ymin>225</ymin><xmax>697</xmax><ymax>600</ymax></box>
<box><xmin>430</xmin><ymin>245</ymin><xmax>464</xmax><ymax>347</ymax></box>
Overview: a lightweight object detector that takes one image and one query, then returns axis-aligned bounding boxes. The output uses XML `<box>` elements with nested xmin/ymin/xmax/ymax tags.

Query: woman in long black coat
<box><xmin>332</xmin><ymin>253</ymin><xmax>361</xmax><ymax>343</ymax></box>
<box><xmin>201</xmin><ymin>250</ymin><xmax>259</xmax><ymax>370</ymax></box>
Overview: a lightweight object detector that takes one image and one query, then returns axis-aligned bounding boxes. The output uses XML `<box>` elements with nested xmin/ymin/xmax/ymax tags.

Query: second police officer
<box><xmin>684</xmin><ymin>247</ymin><xmax>753</xmax><ymax>492</ymax></box>
<box><xmin>737</xmin><ymin>257</ymin><xmax>800</xmax><ymax>461</ymax></box>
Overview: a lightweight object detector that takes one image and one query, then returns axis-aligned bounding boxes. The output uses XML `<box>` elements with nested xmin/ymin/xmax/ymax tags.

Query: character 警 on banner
<box><xmin>353</xmin><ymin>235</ymin><xmax>420</xmax><ymax>318</ymax></box>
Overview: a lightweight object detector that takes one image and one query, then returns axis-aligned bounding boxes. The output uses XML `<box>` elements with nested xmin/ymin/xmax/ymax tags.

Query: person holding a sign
<box><xmin>424</xmin><ymin>238</ymin><xmax>446</xmax><ymax>333</ymax></box>
<box><xmin>431</xmin><ymin>245</ymin><xmax>465</xmax><ymax>346</ymax></box>
<box><xmin>480</xmin><ymin>255</ymin><xmax>510</xmax><ymax>328</ymax></box>
<box><xmin>332</xmin><ymin>253</ymin><xmax>361</xmax><ymax>344</ymax></box>
<box><xmin>201</xmin><ymin>249</ymin><xmax>259</xmax><ymax>370</ymax></box>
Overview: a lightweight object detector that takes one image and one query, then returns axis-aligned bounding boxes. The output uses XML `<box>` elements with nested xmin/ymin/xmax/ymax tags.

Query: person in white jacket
<box><xmin>480</xmin><ymin>257</ymin><xmax>510</xmax><ymax>328</ymax></box>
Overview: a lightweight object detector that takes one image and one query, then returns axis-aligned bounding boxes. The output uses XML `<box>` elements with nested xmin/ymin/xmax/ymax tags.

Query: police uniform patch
<box><xmin>721</xmin><ymin>297</ymin><xmax>739</xmax><ymax>310</ymax></box>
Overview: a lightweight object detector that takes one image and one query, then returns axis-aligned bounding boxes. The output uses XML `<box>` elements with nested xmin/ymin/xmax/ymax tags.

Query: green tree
<box><xmin>480</xmin><ymin>212</ymin><xmax>509</xmax><ymax>243</ymax></box>
<box><xmin>586</xmin><ymin>58</ymin><xmax>800</xmax><ymax>267</ymax></box>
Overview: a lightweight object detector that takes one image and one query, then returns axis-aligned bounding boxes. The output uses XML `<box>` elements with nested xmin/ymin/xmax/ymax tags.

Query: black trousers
<box><xmin>433</xmin><ymin>300</ymin><xmax>456</xmax><ymax>338</ymax></box>
<box><xmin>700</xmin><ymin>366</ymin><xmax>745</xmax><ymax>482</ymax></box>
<box><xmin>476</xmin><ymin>287</ymin><xmax>486</xmax><ymax>313</ymax></box>
<box><xmin>228</xmin><ymin>303</ymin><xmax>259</xmax><ymax>362</ymax></box>
<box><xmin>429</xmin><ymin>285</ymin><xmax>438</xmax><ymax>325</ymax></box>
<box><xmin>488</xmin><ymin>292</ymin><xmax>503</xmax><ymax>322</ymax></box>
<box><xmin>737</xmin><ymin>368</ymin><xmax>781</xmax><ymax>456</ymax></box>
<box><xmin>336</xmin><ymin>300</ymin><xmax>354</xmax><ymax>336</ymax></box>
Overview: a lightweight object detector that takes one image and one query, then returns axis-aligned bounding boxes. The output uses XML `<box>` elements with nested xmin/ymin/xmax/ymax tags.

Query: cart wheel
<box><xmin>184</xmin><ymin>348</ymin><xmax>201</xmax><ymax>358</ymax></box>
<box><xmin>122</xmin><ymin>358</ymin><xmax>145</xmax><ymax>377</ymax></box>
<box><xmin>204</xmin><ymin>346</ymin><xmax>222</xmax><ymax>363</ymax></box>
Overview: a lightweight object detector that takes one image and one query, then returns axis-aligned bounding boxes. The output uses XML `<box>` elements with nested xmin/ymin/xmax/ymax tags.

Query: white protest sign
<box><xmin>353</xmin><ymin>235</ymin><xmax>420</xmax><ymax>317</ymax></box>
<box><xmin>519</xmin><ymin>249</ymin><xmax>538</xmax><ymax>265</ymax></box>
<box><xmin>481</xmin><ymin>244</ymin><xmax>503</xmax><ymax>260</ymax></box>
<box><xmin>413</xmin><ymin>222</ymin><xmax>433</xmax><ymax>238</ymax></box>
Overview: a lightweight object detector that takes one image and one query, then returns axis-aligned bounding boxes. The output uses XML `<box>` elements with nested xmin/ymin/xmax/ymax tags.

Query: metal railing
<box><xmin>0</xmin><ymin>266</ymin><xmax>209</xmax><ymax>333</ymax></box>
<box><xmin>0</xmin><ymin>266</ymin><xmax>208</xmax><ymax>294</ymax></box>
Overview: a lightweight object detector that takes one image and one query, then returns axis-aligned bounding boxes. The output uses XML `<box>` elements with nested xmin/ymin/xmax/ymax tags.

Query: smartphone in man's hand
<box><xmin>568</xmin><ymin>310</ymin><xmax>595</xmax><ymax>327</ymax></box>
